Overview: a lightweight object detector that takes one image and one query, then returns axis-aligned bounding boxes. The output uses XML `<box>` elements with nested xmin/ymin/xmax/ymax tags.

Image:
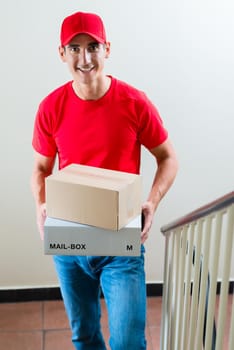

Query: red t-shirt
<box><xmin>32</xmin><ymin>77</ymin><xmax>168</xmax><ymax>174</ymax></box>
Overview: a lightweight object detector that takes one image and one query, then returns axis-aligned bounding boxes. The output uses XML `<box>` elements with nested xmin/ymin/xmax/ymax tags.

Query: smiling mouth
<box><xmin>77</xmin><ymin>66</ymin><xmax>95</xmax><ymax>73</ymax></box>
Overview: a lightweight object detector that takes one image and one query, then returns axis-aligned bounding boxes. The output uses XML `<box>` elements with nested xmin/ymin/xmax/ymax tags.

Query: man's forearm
<box><xmin>147</xmin><ymin>155</ymin><xmax>178</xmax><ymax>212</ymax></box>
<box><xmin>30</xmin><ymin>152</ymin><xmax>55</xmax><ymax>207</ymax></box>
<box><xmin>30</xmin><ymin>171</ymin><xmax>47</xmax><ymax>207</ymax></box>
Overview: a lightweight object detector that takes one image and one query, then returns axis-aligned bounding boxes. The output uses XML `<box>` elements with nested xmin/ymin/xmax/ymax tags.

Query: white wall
<box><xmin>0</xmin><ymin>0</ymin><xmax>233</xmax><ymax>289</ymax></box>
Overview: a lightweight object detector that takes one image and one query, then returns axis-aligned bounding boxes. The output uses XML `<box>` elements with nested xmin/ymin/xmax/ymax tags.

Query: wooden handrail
<box><xmin>161</xmin><ymin>191</ymin><xmax>234</xmax><ymax>234</ymax></box>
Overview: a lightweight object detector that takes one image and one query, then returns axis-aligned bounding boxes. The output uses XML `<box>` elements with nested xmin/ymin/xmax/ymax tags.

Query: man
<box><xmin>31</xmin><ymin>11</ymin><xmax>178</xmax><ymax>350</ymax></box>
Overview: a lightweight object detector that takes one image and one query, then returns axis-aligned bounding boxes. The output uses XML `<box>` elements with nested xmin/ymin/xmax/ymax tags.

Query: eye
<box><xmin>68</xmin><ymin>45</ymin><xmax>80</xmax><ymax>53</ymax></box>
<box><xmin>88</xmin><ymin>43</ymin><xmax>100</xmax><ymax>52</ymax></box>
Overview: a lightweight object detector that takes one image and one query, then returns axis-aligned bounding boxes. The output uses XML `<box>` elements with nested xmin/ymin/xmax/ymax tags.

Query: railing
<box><xmin>160</xmin><ymin>192</ymin><xmax>234</xmax><ymax>350</ymax></box>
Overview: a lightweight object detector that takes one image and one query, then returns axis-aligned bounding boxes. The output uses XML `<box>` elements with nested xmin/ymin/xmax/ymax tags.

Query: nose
<box><xmin>80</xmin><ymin>48</ymin><xmax>91</xmax><ymax>65</ymax></box>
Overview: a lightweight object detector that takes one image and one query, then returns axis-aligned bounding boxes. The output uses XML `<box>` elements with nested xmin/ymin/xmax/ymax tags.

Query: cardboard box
<box><xmin>46</xmin><ymin>164</ymin><xmax>142</xmax><ymax>230</ymax></box>
<box><xmin>44</xmin><ymin>216</ymin><xmax>141</xmax><ymax>256</ymax></box>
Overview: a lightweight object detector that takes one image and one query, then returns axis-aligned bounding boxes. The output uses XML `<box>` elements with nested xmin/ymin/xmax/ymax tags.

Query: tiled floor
<box><xmin>0</xmin><ymin>295</ymin><xmax>232</xmax><ymax>349</ymax></box>
<box><xmin>0</xmin><ymin>297</ymin><xmax>162</xmax><ymax>350</ymax></box>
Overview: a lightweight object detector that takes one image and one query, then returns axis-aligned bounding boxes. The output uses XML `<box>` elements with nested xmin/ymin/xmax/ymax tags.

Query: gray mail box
<box><xmin>44</xmin><ymin>215</ymin><xmax>141</xmax><ymax>256</ymax></box>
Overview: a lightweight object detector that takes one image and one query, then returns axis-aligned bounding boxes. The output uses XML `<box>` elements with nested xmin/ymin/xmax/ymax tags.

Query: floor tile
<box><xmin>147</xmin><ymin>297</ymin><xmax>162</xmax><ymax>327</ymax></box>
<box><xmin>100</xmin><ymin>299</ymin><xmax>109</xmax><ymax>328</ymax></box>
<box><xmin>43</xmin><ymin>301</ymin><xmax>69</xmax><ymax>330</ymax></box>
<box><xmin>0</xmin><ymin>302</ymin><xmax>43</xmax><ymax>331</ymax></box>
<box><xmin>145</xmin><ymin>326</ymin><xmax>153</xmax><ymax>350</ymax></box>
<box><xmin>0</xmin><ymin>331</ymin><xmax>43</xmax><ymax>350</ymax></box>
<box><xmin>102</xmin><ymin>326</ymin><xmax>110</xmax><ymax>349</ymax></box>
<box><xmin>149</xmin><ymin>326</ymin><xmax>161</xmax><ymax>350</ymax></box>
<box><xmin>44</xmin><ymin>330</ymin><xmax>73</xmax><ymax>350</ymax></box>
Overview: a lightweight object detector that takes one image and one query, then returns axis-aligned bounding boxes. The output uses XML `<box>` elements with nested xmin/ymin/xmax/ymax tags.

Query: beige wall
<box><xmin>0</xmin><ymin>0</ymin><xmax>233</xmax><ymax>289</ymax></box>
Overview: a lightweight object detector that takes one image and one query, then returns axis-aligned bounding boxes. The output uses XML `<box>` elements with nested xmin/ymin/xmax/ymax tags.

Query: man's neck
<box><xmin>72</xmin><ymin>76</ymin><xmax>111</xmax><ymax>100</ymax></box>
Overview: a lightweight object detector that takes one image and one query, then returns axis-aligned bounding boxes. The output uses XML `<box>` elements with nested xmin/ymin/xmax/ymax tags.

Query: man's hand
<box><xmin>36</xmin><ymin>203</ymin><xmax>47</xmax><ymax>240</ymax></box>
<box><xmin>141</xmin><ymin>201</ymin><xmax>155</xmax><ymax>243</ymax></box>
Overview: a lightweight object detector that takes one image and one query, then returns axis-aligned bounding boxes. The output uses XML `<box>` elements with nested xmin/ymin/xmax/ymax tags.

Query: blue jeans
<box><xmin>53</xmin><ymin>247</ymin><xmax>146</xmax><ymax>350</ymax></box>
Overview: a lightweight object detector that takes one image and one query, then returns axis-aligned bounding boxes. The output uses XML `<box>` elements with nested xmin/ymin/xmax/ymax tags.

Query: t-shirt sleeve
<box><xmin>32</xmin><ymin>103</ymin><xmax>57</xmax><ymax>157</ymax></box>
<box><xmin>137</xmin><ymin>94</ymin><xmax>168</xmax><ymax>149</ymax></box>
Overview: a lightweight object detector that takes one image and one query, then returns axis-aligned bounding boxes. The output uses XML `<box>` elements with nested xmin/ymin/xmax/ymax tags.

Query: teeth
<box><xmin>78</xmin><ymin>67</ymin><xmax>94</xmax><ymax>72</ymax></box>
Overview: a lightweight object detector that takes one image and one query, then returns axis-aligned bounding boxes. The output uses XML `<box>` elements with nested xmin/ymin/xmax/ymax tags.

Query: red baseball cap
<box><xmin>60</xmin><ymin>12</ymin><xmax>107</xmax><ymax>46</ymax></box>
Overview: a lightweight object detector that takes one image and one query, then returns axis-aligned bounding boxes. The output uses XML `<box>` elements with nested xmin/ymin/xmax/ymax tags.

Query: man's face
<box><xmin>59</xmin><ymin>33</ymin><xmax>110</xmax><ymax>85</ymax></box>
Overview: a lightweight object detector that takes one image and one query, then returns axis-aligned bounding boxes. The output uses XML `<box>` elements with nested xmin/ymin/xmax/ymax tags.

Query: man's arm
<box><xmin>141</xmin><ymin>138</ymin><xmax>178</xmax><ymax>243</ymax></box>
<box><xmin>30</xmin><ymin>151</ymin><xmax>56</xmax><ymax>240</ymax></box>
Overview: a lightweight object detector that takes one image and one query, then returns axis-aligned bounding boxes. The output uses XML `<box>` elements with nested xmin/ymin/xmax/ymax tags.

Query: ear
<box><xmin>58</xmin><ymin>46</ymin><xmax>67</xmax><ymax>62</ymax></box>
<box><xmin>104</xmin><ymin>42</ymin><xmax>111</xmax><ymax>59</ymax></box>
